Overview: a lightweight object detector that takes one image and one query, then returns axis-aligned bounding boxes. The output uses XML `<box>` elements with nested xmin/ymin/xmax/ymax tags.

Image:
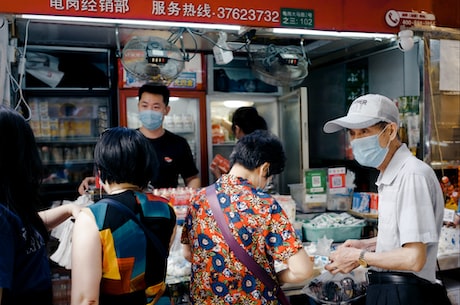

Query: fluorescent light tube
<box><xmin>18</xmin><ymin>14</ymin><xmax>241</xmax><ymax>31</ymax></box>
<box><xmin>223</xmin><ymin>100</ymin><xmax>254</xmax><ymax>108</ymax></box>
<box><xmin>272</xmin><ymin>28</ymin><xmax>395</xmax><ymax>39</ymax></box>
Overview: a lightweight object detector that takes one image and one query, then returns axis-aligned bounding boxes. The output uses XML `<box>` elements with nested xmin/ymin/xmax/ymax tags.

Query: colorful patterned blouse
<box><xmin>181</xmin><ymin>174</ymin><xmax>303</xmax><ymax>305</ymax></box>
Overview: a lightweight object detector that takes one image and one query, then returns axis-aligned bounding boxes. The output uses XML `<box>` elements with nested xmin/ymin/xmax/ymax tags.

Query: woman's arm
<box><xmin>277</xmin><ymin>248</ymin><xmax>314</xmax><ymax>284</ymax></box>
<box><xmin>71</xmin><ymin>208</ymin><xmax>102</xmax><ymax>305</ymax></box>
<box><xmin>182</xmin><ymin>243</ymin><xmax>192</xmax><ymax>262</ymax></box>
<box><xmin>184</xmin><ymin>175</ymin><xmax>201</xmax><ymax>188</ymax></box>
<box><xmin>38</xmin><ymin>203</ymin><xmax>81</xmax><ymax>231</ymax></box>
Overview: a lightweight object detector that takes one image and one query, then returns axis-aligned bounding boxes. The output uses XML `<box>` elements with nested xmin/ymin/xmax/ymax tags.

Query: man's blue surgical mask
<box><xmin>350</xmin><ymin>125</ymin><xmax>392</xmax><ymax>168</ymax></box>
<box><xmin>139</xmin><ymin>110</ymin><xmax>163</xmax><ymax>130</ymax></box>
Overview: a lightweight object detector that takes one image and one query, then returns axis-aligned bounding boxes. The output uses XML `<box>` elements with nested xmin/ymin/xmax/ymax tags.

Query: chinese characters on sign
<box><xmin>152</xmin><ymin>1</ymin><xmax>212</xmax><ymax>18</ymax></box>
<box><xmin>50</xmin><ymin>0</ymin><xmax>130</xmax><ymax>13</ymax></box>
<box><xmin>170</xmin><ymin>72</ymin><xmax>197</xmax><ymax>89</ymax></box>
<box><xmin>47</xmin><ymin>0</ymin><xmax>282</xmax><ymax>24</ymax></box>
<box><xmin>385</xmin><ymin>10</ymin><xmax>436</xmax><ymax>28</ymax></box>
<box><xmin>151</xmin><ymin>1</ymin><xmax>280</xmax><ymax>22</ymax></box>
<box><xmin>280</xmin><ymin>8</ymin><xmax>314</xmax><ymax>28</ymax></box>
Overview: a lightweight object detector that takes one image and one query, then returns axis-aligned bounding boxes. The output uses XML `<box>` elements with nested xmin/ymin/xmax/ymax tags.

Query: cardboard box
<box><xmin>352</xmin><ymin>192</ymin><xmax>370</xmax><ymax>213</ymax></box>
<box><xmin>352</xmin><ymin>192</ymin><xmax>378</xmax><ymax>214</ymax></box>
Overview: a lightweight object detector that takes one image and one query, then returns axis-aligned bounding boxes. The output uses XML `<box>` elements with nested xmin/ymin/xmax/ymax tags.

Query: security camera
<box><xmin>398</xmin><ymin>29</ymin><xmax>414</xmax><ymax>52</ymax></box>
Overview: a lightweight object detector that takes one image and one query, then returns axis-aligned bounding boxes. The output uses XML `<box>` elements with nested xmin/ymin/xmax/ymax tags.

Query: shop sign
<box><xmin>280</xmin><ymin>8</ymin><xmax>314</xmax><ymax>28</ymax></box>
<box><xmin>1</xmin><ymin>0</ymin><xmax>435</xmax><ymax>33</ymax></box>
<box><xmin>385</xmin><ymin>10</ymin><xmax>436</xmax><ymax>28</ymax></box>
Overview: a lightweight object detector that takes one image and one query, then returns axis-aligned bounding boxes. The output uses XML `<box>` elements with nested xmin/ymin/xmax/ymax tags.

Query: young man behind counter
<box><xmin>78</xmin><ymin>83</ymin><xmax>201</xmax><ymax>194</ymax></box>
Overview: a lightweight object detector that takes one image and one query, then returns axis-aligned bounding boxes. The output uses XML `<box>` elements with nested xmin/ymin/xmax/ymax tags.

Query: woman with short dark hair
<box><xmin>71</xmin><ymin>127</ymin><xmax>177</xmax><ymax>305</ymax></box>
<box><xmin>182</xmin><ymin>130</ymin><xmax>314</xmax><ymax>304</ymax></box>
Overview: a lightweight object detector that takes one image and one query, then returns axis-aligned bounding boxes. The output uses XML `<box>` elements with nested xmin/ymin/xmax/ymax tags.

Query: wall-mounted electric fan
<box><xmin>121</xmin><ymin>36</ymin><xmax>185</xmax><ymax>85</ymax></box>
<box><xmin>250</xmin><ymin>44</ymin><xmax>309</xmax><ymax>87</ymax></box>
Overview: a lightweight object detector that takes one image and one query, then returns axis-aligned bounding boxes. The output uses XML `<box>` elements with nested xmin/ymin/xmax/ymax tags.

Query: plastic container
<box><xmin>327</xmin><ymin>189</ymin><xmax>353</xmax><ymax>211</ymax></box>
<box><xmin>289</xmin><ymin>183</ymin><xmax>326</xmax><ymax>213</ymax></box>
<box><xmin>302</xmin><ymin>222</ymin><xmax>365</xmax><ymax>242</ymax></box>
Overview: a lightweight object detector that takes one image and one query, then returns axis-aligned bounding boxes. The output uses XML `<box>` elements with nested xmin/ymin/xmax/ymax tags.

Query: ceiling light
<box><xmin>223</xmin><ymin>100</ymin><xmax>254</xmax><ymax>108</ymax></box>
<box><xmin>272</xmin><ymin>28</ymin><xmax>395</xmax><ymax>39</ymax></box>
<box><xmin>18</xmin><ymin>14</ymin><xmax>241</xmax><ymax>31</ymax></box>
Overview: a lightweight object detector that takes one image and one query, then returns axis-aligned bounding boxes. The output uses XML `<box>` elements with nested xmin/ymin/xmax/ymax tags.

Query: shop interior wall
<box><xmin>306</xmin><ymin>61</ymin><xmax>376</xmax><ymax>192</ymax></box>
<box><xmin>306</xmin><ymin>43</ymin><xmax>420</xmax><ymax>192</ymax></box>
<box><xmin>368</xmin><ymin>44</ymin><xmax>420</xmax><ymax>99</ymax></box>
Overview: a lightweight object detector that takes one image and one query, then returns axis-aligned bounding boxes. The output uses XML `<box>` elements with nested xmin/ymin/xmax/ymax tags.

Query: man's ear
<box><xmin>164</xmin><ymin>105</ymin><xmax>171</xmax><ymax>116</ymax></box>
<box><xmin>389</xmin><ymin>122</ymin><xmax>398</xmax><ymax>140</ymax></box>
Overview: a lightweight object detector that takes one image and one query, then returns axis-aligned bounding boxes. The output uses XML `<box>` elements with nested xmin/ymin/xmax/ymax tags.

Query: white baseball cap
<box><xmin>323</xmin><ymin>94</ymin><xmax>399</xmax><ymax>133</ymax></box>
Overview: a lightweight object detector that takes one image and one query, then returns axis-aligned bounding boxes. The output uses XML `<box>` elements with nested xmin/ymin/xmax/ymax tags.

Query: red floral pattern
<box><xmin>181</xmin><ymin>174</ymin><xmax>303</xmax><ymax>304</ymax></box>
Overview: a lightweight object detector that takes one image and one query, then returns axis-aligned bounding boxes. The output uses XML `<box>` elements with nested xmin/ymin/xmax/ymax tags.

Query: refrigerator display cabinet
<box><xmin>207</xmin><ymin>88</ymin><xmax>310</xmax><ymax>195</ymax></box>
<box><xmin>119</xmin><ymin>89</ymin><xmax>209</xmax><ymax>186</ymax></box>
<box><xmin>23</xmin><ymin>45</ymin><xmax>115</xmax><ymax>203</ymax></box>
<box><xmin>207</xmin><ymin>55</ymin><xmax>310</xmax><ymax>194</ymax></box>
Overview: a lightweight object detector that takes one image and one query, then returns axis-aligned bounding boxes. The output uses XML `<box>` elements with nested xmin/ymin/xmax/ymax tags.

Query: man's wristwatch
<box><xmin>358</xmin><ymin>249</ymin><xmax>369</xmax><ymax>268</ymax></box>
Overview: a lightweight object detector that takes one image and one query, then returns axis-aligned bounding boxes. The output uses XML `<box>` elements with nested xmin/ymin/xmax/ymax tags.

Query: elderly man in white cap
<box><xmin>323</xmin><ymin>94</ymin><xmax>448</xmax><ymax>305</ymax></box>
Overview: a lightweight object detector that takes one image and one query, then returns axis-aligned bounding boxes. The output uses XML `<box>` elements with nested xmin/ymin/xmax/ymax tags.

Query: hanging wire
<box><xmin>9</xmin><ymin>19</ymin><xmax>31</xmax><ymax>121</ymax></box>
<box><xmin>187</xmin><ymin>28</ymin><xmax>252</xmax><ymax>52</ymax></box>
<box><xmin>425</xmin><ymin>38</ymin><xmax>444</xmax><ymax>177</ymax></box>
<box><xmin>163</xmin><ymin>27</ymin><xmax>195</xmax><ymax>62</ymax></box>
<box><xmin>114</xmin><ymin>26</ymin><xmax>121</xmax><ymax>58</ymax></box>
<box><xmin>300</xmin><ymin>36</ymin><xmax>312</xmax><ymax>65</ymax></box>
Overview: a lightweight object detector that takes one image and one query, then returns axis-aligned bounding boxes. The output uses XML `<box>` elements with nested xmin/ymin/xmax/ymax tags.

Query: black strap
<box><xmin>206</xmin><ymin>185</ymin><xmax>290</xmax><ymax>305</ymax></box>
<box><xmin>100</xmin><ymin>198</ymin><xmax>167</xmax><ymax>258</ymax></box>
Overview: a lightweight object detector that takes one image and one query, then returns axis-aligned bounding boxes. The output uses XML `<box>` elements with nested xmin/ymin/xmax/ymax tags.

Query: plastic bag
<box><xmin>302</xmin><ymin>268</ymin><xmax>368</xmax><ymax>304</ymax></box>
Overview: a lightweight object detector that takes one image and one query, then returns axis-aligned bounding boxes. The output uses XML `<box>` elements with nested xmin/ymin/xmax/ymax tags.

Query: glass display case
<box><xmin>423</xmin><ymin>36</ymin><xmax>460</xmax><ymax>170</ymax></box>
<box><xmin>23</xmin><ymin>45</ymin><xmax>115</xmax><ymax>202</ymax></box>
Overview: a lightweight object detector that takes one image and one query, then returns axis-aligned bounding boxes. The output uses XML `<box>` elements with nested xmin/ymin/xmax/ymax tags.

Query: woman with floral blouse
<box><xmin>181</xmin><ymin>130</ymin><xmax>313</xmax><ymax>304</ymax></box>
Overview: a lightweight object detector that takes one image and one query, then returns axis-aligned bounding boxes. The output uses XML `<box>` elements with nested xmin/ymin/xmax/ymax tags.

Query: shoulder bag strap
<box><xmin>100</xmin><ymin>198</ymin><xmax>167</xmax><ymax>258</ymax></box>
<box><xmin>206</xmin><ymin>185</ymin><xmax>290</xmax><ymax>305</ymax></box>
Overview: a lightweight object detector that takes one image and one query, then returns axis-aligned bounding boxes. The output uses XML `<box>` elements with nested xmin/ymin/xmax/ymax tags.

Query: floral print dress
<box><xmin>181</xmin><ymin>174</ymin><xmax>304</xmax><ymax>305</ymax></box>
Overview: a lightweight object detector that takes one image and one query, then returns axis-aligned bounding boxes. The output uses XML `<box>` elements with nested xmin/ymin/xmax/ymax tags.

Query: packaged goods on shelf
<box><xmin>327</xmin><ymin>167</ymin><xmax>355</xmax><ymax>211</ymax></box>
<box><xmin>352</xmin><ymin>192</ymin><xmax>379</xmax><ymax>214</ymax></box>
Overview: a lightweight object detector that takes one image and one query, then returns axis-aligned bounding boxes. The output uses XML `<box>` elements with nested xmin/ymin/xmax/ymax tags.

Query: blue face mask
<box><xmin>139</xmin><ymin>110</ymin><xmax>163</xmax><ymax>130</ymax></box>
<box><xmin>350</xmin><ymin>126</ymin><xmax>390</xmax><ymax>168</ymax></box>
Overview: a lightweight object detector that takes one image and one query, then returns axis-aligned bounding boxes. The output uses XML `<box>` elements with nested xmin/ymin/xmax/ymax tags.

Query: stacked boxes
<box><xmin>352</xmin><ymin>192</ymin><xmax>379</xmax><ymax>214</ymax></box>
<box><xmin>290</xmin><ymin>168</ymin><xmax>328</xmax><ymax>213</ymax></box>
<box><xmin>327</xmin><ymin>167</ymin><xmax>353</xmax><ymax>211</ymax></box>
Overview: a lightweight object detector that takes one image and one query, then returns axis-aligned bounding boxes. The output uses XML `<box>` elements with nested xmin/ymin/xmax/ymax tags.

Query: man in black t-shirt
<box><xmin>78</xmin><ymin>84</ymin><xmax>200</xmax><ymax>194</ymax></box>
